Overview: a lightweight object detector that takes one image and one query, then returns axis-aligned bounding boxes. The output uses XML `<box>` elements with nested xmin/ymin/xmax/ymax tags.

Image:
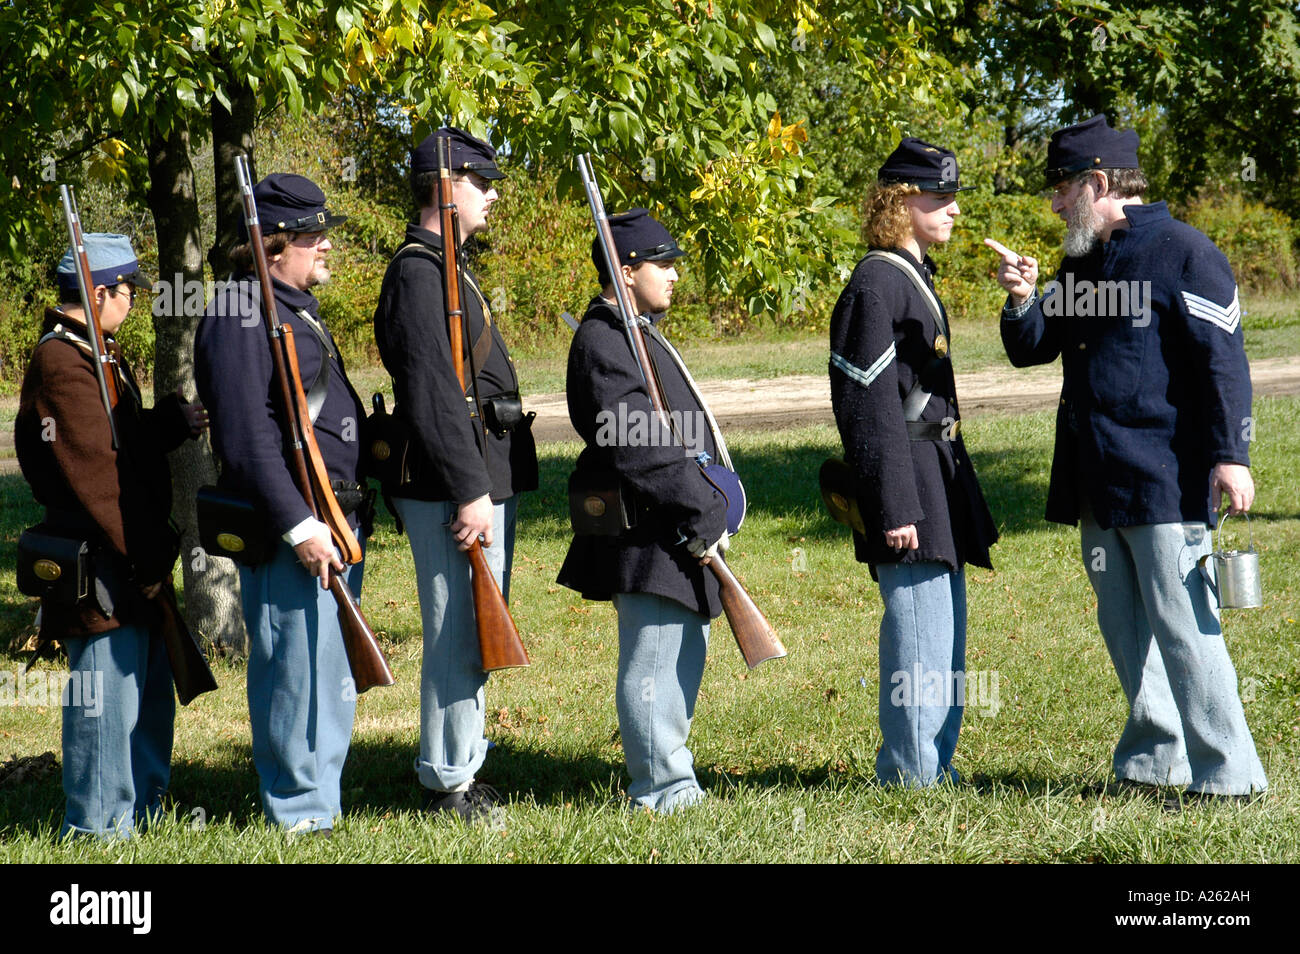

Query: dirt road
<box><xmin>3</xmin><ymin>356</ymin><xmax>1298</xmax><ymax>468</ymax></box>
<box><xmin>526</xmin><ymin>355</ymin><xmax>1300</xmax><ymax>443</ymax></box>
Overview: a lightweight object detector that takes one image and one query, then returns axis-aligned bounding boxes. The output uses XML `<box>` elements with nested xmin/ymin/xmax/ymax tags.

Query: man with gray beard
<box><xmin>984</xmin><ymin>115</ymin><xmax>1266</xmax><ymax>807</ymax></box>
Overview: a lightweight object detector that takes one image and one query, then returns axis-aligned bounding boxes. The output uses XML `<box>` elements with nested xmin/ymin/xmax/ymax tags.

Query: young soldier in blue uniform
<box><xmin>195</xmin><ymin>174</ymin><xmax>369</xmax><ymax>835</ymax></box>
<box><xmin>372</xmin><ymin>127</ymin><xmax>537</xmax><ymax>821</ymax></box>
<box><xmin>15</xmin><ymin>234</ymin><xmax>207</xmax><ymax>837</ymax></box>
<box><xmin>829</xmin><ymin>140</ymin><xmax>998</xmax><ymax>786</ymax></box>
<box><xmin>986</xmin><ymin>115</ymin><xmax>1267</xmax><ymax>802</ymax></box>
<box><xmin>559</xmin><ymin>209</ymin><xmax>733</xmax><ymax>813</ymax></box>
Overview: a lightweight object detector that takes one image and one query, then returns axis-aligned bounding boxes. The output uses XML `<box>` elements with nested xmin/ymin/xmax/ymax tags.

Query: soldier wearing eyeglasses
<box><xmin>987</xmin><ymin>115</ymin><xmax>1266</xmax><ymax>805</ymax></box>
<box><xmin>195</xmin><ymin>174</ymin><xmax>368</xmax><ymax>835</ymax></box>
<box><xmin>15</xmin><ymin>234</ymin><xmax>206</xmax><ymax>837</ymax></box>
<box><xmin>372</xmin><ymin>127</ymin><xmax>537</xmax><ymax>822</ymax></box>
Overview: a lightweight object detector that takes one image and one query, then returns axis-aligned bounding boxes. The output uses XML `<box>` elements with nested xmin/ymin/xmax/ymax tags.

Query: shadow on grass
<box><xmin>0</xmin><ymin>734</ymin><xmax>969</xmax><ymax>839</ymax></box>
<box><xmin>524</xmin><ymin>438</ymin><xmax>1059</xmax><ymax>545</ymax></box>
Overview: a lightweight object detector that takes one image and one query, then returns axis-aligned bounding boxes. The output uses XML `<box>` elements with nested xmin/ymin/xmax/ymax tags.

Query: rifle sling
<box><xmin>392</xmin><ymin>243</ymin><xmax>493</xmax><ymax>389</ymax></box>
<box><xmin>863</xmin><ymin>250</ymin><xmax>951</xmax><ymax>423</ymax></box>
<box><xmin>293</xmin><ymin>308</ymin><xmax>360</xmax><ymax>426</ymax></box>
<box><xmin>39</xmin><ymin>323</ymin><xmax>139</xmax><ymax>408</ymax></box>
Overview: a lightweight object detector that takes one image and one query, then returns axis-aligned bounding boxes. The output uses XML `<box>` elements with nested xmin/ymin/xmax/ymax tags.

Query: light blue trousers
<box><xmin>612</xmin><ymin>592</ymin><xmax>710</xmax><ymax>813</ymax></box>
<box><xmin>61</xmin><ymin>619</ymin><xmax>174</xmax><ymax>838</ymax></box>
<box><xmin>875</xmin><ymin>562</ymin><xmax>966</xmax><ymax>787</ymax></box>
<box><xmin>394</xmin><ymin>496</ymin><xmax>516</xmax><ymax>792</ymax></box>
<box><xmin>240</xmin><ymin>538</ymin><xmax>363</xmax><ymax>832</ymax></box>
<box><xmin>1080</xmin><ymin>515</ymin><xmax>1267</xmax><ymax>794</ymax></box>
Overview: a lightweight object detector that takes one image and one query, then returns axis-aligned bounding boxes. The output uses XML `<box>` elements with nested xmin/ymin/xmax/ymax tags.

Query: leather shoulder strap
<box><xmin>392</xmin><ymin>242</ymin><xmax>493</xmax><ymax>391</ymax></box>
<box><xmin>864</xmin><ymin>250</ymin><xmax>949</xmax><ymax>341</ymax></box>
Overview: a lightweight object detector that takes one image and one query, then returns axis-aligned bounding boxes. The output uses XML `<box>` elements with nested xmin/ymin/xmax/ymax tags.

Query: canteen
<box><xmin>1197</xmin><ymin>512</ymin><xmax>1262</xmax><ymax>610</ymax></box>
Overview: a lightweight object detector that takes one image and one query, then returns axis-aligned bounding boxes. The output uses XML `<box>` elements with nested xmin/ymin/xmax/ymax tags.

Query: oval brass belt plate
<box><xmin>583</xmin><ymin>496</ymin><xmax>607</xmax><ymax>517</ymax></box>
<box><xmin>33</xmin><ymin>559</ymin><xmax>62</xmax><ymax>581</ymax></box>
<box><xmin>216</xmin><ymin>533</ymin><xmax>246</xmax><ymax>553</ymax></box>
<box><xmin>371</xmin><ymin>440</ymin><xmax>391</xmax><ymax>462</ymax></box>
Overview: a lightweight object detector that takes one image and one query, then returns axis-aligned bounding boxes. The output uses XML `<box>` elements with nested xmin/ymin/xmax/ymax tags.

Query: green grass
<box><xmin>1241</xmin><ymin>292</ymin><xmax>1300</xmax><ymax>362</ymax></box>
<box><xmin>2</xmin><ymin>397</ymin><xmax>1297</xmax><ymax>862</ymax></box>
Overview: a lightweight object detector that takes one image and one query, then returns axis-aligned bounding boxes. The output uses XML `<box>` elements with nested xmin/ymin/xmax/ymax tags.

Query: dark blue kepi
<box><xmin>877</xmin><ymin>138</ymin><xmax>974</xmax><ymax>192</ymax></box>
<box><xmin>1044</xmin><ymin>114</ymin><xmax>1141</xmax><ymax>186</ymax></box>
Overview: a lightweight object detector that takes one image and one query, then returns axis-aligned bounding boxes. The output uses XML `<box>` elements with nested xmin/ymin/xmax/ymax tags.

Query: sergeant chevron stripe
<box><xmin>1182</xmin><ymin>287</ymin><xmax>1240</xmax><ymax>334</ymax></box>
<box><xmin>832</xmin><ymin>343</ymin><xmax>896</xmax><ymax>389</ymax></box>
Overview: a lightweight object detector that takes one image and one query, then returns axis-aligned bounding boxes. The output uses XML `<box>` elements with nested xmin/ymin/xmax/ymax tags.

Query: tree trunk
<box><xmin>148</xmin><ymin>119</ymin><xmax>247</xmax><ymax>653</ymax></box>
<box><xmin>209</xmin><ymin>80</ymin><xmax>255</xmax><ymax>277</ymax></box>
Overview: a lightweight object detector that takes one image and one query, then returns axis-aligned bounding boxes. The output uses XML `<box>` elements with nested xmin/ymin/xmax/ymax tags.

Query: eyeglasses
<box><xmin>458</xmin><ymin>171</ymin><xmax>494</xmax><ymax>193</ymax></box>
<box><xmin>288</xmin><ymin>231</ymin><xmax>330</xmax><ymax>247</ymax></box>
<box><xmin>1052</xmin><ymin>170</ymin><xmax>1106</xmax><ymax>199</ymax></box>
<box><xmin>110</xmin><ymin>284</ymin><xmax>136</xmax><ymax>304</ymax></box>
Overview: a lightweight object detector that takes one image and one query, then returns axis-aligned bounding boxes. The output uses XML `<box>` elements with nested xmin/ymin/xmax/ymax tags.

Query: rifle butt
<box><xmin>156</xmin><ymin>587</ymin><xmax>219</xmax><ymax>706</ymax></box>
<box><xmin>710</xmin><ymin>556</ymin><xmax>786</xmax><ymax>670</ymax></box>
<box><xmin>330</xmin><ymin>576</ymin><xmax>395</xmax><ymax>693</ymax></box>
<box><xmin>467</xmin><ymin>543</ymin><xmax>529</xmax><ymax>672</ymax></box>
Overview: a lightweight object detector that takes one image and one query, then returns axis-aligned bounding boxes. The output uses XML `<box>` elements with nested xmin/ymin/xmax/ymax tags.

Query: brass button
<box><xmin>1078</xmin><ymin>342</ymin><xmax>1087</xmax><ymax>350</ymax></box>
<box><xmin>933</xmin><ymin>334</ymin><xmax>949</xmax><ymax>357</ymax></box>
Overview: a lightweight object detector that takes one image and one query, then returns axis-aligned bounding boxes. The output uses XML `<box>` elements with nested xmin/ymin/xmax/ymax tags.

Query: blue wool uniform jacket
<box><xmin>372</xmin><ymin>224</ymin><xmax>537</xmax><ymax>503</ymax></box>
<box><xmin>558</xmin><ymin>298</ymin><xmax>728</xmax><ymax>619</ymax></box>
<box><xmin>829</xmin><ymin>248</ymin><xmax>997</xmax><ymax>573</ymax></box>
<box><xmin>195</xmin><ymin>275</ymin><xmax>365</xmax><ymax>535</ymax></box>
<box><xmin>1001</xmin><ymin>202</ymin><xmax>1251</xmax><ymax>529</ymax></box>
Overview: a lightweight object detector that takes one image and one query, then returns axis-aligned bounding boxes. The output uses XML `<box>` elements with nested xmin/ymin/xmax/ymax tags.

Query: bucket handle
<box><xmin>1214</xmin><ymin>509</ymin><xmax>1254</xmax><ymax>555</ymax></box>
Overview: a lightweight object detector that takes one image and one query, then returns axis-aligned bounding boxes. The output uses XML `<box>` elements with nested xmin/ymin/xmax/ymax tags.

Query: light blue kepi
<box><xmin>57</xmin><ymin>233</ymin><xmax>153</xmax><ymax>291</ymax></box>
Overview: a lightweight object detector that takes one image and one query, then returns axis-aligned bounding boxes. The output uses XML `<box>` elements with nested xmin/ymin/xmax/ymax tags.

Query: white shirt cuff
<box><xmin>283</xmin><ymin>516</ymin><xmax>331</xmax><ymax>547</ymax></box>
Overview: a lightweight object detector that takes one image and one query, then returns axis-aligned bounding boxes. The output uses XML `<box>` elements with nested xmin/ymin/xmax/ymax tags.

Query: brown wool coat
<box><xmin>14</xmin><ymin>309</ymin><xmax>192</xmax><ymax>636</ymax></box>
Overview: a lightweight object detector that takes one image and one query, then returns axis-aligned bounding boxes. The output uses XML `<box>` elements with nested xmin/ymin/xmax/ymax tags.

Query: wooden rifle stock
<box><xmin>279</xmin><ymin>323</ymin><xmax>362</xmax><ymax>565</ymax></box>
<box><xmin>156</xmin><ymin>583</ymin><xmax>219</xmax><ymax>705</ymax></box>
<box><xmin>710</xmin><ymin>555</ymin><xmax>786</xmax><ymax>669</ymax></box>
<box><xmin>234</xmin><ymin>155</ymin><xmax>393</xmax><ymax>692</ymax></box>
<box><xmin>576</xmin><ymin>154</ymin><xmax>786</xmax><ymax>669</ymax></box>
<box><xmin>436</xmin><ymin>137</ymin><xmax>529</xmax><ymax>673</ymax></box>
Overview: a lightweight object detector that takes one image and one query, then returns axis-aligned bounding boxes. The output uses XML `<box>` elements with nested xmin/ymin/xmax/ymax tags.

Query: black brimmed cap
<box><xmin>592</xmin><ymin>208</ymin><xmax>684</xmax><ymax>282</ymax></box>
<box><xmin>1045</xmin><ymin>114</ymin><xmax>1141</xmax><ymax>187</ymax></box>
<box><xmin>878</xmin><ymin>138</ymin><xmax>974</xmax><ymax>193</ymax></box>
<box><xmin>239</xmin><ymin>173</ymin><xmax>346</xmax><ymax>240</ymax></box>
<box><xmin>411</xmin><ymin>126</ymin><xmax>506</xmax><ymax>179</ymax></box>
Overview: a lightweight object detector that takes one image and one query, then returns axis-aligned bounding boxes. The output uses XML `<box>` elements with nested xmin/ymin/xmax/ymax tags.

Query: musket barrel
<box><xmin>59</xmin><ymin>184</ymin><xmax>121</xmax><ymax>448</ymax></box>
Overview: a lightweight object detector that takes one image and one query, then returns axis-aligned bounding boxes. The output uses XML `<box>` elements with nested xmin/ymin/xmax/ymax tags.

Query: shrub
<box><xmin>1180</xmin><ymin>189</ymin><xmax>1298</xmax><ymax>294</ymax></box>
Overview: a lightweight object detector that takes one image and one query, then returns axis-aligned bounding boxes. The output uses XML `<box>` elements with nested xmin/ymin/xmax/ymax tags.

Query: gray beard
<box><xmin>1063</xmin><ymin>195</ymin><xmax>1102</xmax><ymax>257</ymax></box>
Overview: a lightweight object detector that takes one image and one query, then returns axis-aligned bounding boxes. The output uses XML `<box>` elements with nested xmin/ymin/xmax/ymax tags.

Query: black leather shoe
<box><xmin>1081</xmin><ymin>778</ymin><xmax>1162</xmax><ymax>799</ymax></box>
<box><xmin>1162</xmin><ymin>790</ymin><xmax>1263</xmax><ymax>813</ymax></box>
<box><xmin>425</xmin><ymin>782</ymin><xmax>503</xmax><ymax>823</ymax></box>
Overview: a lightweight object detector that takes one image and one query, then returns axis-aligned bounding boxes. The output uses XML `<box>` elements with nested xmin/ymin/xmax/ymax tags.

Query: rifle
<box><xmin>436</xmin><ymin>136</ymin><xmax>530</xmax><ymax>673</ymax></box>
<box><xmin>59</xmin><ymin>185</ymin><xmax>218</xmax><ymax>703</ymax></box>
<box><xmin>234</xmin><ymin>155</ymin><xmax>394</xmax><ymax>693</ymax></box>
<box><xmin>60</xmin><ymin>186</ymin><xmax>121</xmax><ymax>450</ymax></box>
<box><xmin>576</xmin><ymin>153</ymin><xmax>786</xmax><ymax>670</ymax></box>
<box><xmin>155</xmin><ymin>582</ymin><xmax>219</xmax><ymax>706</ymax></box>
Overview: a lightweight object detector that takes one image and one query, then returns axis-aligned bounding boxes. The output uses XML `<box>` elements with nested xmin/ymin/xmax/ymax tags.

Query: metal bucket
<box><xmin>1198</xmin><ymin>512</ymin><xmax>1262</xmax><ymax>610</ymax></box>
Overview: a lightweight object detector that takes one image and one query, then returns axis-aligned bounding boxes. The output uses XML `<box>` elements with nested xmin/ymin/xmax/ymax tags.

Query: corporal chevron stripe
<box><xmin>831</xmin><ymin>343</ymin><xmax>896</xmax><ymax>389</ymax></box>
<box><xmin>1182</xmin><ymin>287</ymin><xmax>1241</xmax><ymax>335</ymax></box>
